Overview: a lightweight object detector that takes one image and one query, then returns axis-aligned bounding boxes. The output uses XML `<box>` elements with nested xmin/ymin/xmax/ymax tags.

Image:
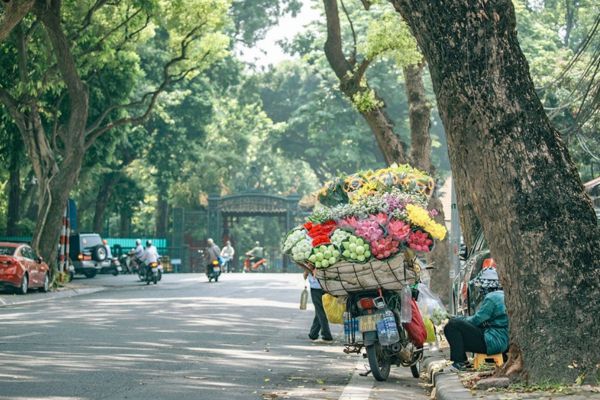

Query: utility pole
<box><xmin>448</xmin><ymin>178</ymin><xmax>461</xmax><ymax>314</ymax></box>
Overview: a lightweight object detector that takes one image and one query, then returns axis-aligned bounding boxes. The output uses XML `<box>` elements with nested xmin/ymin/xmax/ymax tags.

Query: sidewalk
<box><xmin>0</xmin><ymin>283</ymin><xmax>105</xmax><ymax>307</ymax></box>
<box><xmin>423</xmin><ymin>348</ymin><xmax>600</xmax><ymax>400</ymax></box>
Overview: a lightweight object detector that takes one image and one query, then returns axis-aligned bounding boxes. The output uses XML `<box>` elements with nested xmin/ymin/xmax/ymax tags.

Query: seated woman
<box><xmin>444</xmin><ymin>268</ymin><xmax>509</xmax><ymax>371</ymax></box>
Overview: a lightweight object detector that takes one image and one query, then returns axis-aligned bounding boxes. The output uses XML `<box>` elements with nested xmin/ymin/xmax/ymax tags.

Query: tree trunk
<box><xmin>402</xmin><ymin>63</ymin><xmax>451</xmax><ymax>300</ymax></box>
<box><xmin>92</xmin><ymin>172</ymin><xmax>119</xmax><ymax>233</ymax></box>
<box><xmin>404</xmin><ymin>63</ymin><xmax>431</xmax><ymax>171</ymax></box>
<box><xmin>390</xmin><ymin>0</ymin><xmax>600</xmax><ymax>383</ymax></box>
<box><xmin>6</xmin><ymin>131</ymin><xmax>22</xmax><ymax>236</ymax></box>
<box><xmin>427</xmin><ymin>195</ymin><xmax>450</xmax><ymax>302</ymax></box>
<box><xmin>119</xmin><ymin>206</ymin><xmax>132</xmax><ymax>237</ymax></box>
<box><xmin>155</xmin><ymin>190</ymin><xmax>169</xmax><ymax>237</ymax></box>
<box><xmin>33</xmin><ymin>158</ymin><xmax>82</xmax><ymax>269</ymax></box>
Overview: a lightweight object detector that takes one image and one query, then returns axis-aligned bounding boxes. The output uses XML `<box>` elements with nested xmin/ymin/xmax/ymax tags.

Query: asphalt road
<box><xmin>0</xmin><ymin>273</ymin><xmax>429</xmax><ymax>400</ymax></box>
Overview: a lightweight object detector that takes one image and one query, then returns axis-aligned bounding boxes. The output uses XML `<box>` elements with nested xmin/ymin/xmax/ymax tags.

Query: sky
<box><xmin>236</xmin><ymin>1</ymin><xmax>321</xmax><ymax>68</ymax></box>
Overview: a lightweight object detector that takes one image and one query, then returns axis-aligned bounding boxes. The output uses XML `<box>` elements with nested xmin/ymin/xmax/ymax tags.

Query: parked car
<box><xmin>452</xmin><ymin>230</ymin><xmax>494</xmax><ymax>316</ymax></box>
<box><xmin>0</xmin><ymin>242</ymin><xmax>51</xmax><ymax>294</ymax></box>
<box><xmin>68</xmin><ymin>233</ymin><xmax>110</xmax><ymax>278</ymax></box>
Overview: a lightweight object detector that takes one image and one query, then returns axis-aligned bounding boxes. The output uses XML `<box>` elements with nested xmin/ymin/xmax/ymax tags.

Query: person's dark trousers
<box><xmin>309</xmin><ymin>288</ymin><xmax>333</xmax><ymax>340</ymax></box>
<box><xmin>443</xmin><ymin>318</ymin><xmax>487</xmax><ymax>362</ymax></box>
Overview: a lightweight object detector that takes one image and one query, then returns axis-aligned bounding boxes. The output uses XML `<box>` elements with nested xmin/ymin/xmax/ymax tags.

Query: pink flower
<box><xmin>387</xmin><ymin>219</ymin><xmax>411</xmax><ymax>242</ymax></box>
<box><xmin>370</xmin><ymin>237</ymin><xmax>400</xmax><ymax>260</ymax></box>
<box><xmin>354</xmin><ymin>219</ymin><xmax>384</xmax><ymax>243</ymax></box>
<box><xmin>369</xmin><ymin>213</ymin><xmax>388</xmax><ymax>226</ymax></box>
<box><xmin>408</xmin><ymin>230</ymin><xmax>433</xmax><ymax>253</ymax></box>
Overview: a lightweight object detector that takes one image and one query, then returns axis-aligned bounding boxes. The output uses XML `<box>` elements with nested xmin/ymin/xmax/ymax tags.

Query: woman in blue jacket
<box><xmin>444</xmin><ymin>268</ymin><xmax>509</xmax><ymax>371</ymax></box>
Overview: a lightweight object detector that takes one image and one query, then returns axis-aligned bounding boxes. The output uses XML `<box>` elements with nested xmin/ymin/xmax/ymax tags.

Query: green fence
<box><xmin>0</xmin><ymin>236</ymin><xmax>32</xmax><ymax>243</ymax></box>
<box><xmin>0</xmin><ymin>236</ymin><xmax>169</xmax><ymax>255</ymax></box>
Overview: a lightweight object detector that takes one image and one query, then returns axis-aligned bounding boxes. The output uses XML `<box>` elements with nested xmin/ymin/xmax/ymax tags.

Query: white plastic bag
<box><xmin>416</xmin><ymin>283</ymin><xmax>447</xmax><ymax>325</ymax></box>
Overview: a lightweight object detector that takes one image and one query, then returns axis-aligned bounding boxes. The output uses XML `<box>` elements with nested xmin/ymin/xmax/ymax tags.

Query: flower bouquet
<box><xmin>283</xmin><ymin>164</ymin><xmax>446</xmax><ymax>295</ymax></box>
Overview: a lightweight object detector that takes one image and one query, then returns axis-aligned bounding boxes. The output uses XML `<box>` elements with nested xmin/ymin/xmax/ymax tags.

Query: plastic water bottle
<box><xmin>343</xmin><ymin>312</ymin><xmax>351</xmax><ymax>343</ymax></box>
<box><xmin>300</xmin><ymin>287</ymin><xmax>308</xmax><ymax>310</ymax></box>
<box><xmin>352</xmin><ymin>317</ymin><xmax>360</xmax><ymax>338</ymax></box>
<box><xmin>379</xmin><ymin>310</ymin><xmax>400</xmax><ymax>345</ymax></box>
<box><xmin>376</xmin><ymin>319</ymin><xmax>388</xmax><ymax>344</ymax></box>
<box><xmin>400</xmin><ymin>286</ymin><xmax>413</xmax><ymax>323</ymax></box>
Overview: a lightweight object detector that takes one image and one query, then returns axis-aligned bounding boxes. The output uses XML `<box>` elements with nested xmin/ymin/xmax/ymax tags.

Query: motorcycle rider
<box><xmin>220</xmin><ymin>240</ymin><xmax>235</xmax><ymax>273</ymax></box>
<box><xmin>245</xmin><ymin>241</ymin><xmax>266</xmax><ymax>272</ymax></box>
<box><xmin>206</xmin><ymin>238</ymin><xmax>221</xmax><ymax>266</ymax></box>
<box><xmin>127</xmin><ymin>239</ymin><xmax>145</xmax><ymax>272</ymax></box>
<box><xmin>102</xmin><ymin>239</ymin><xmax>113</xmax><ymax>259</ymax></box>
<box><xmin>141</xmin><ymin>240</ymin><xmax>160</xmax><ymax>278</ymax></box>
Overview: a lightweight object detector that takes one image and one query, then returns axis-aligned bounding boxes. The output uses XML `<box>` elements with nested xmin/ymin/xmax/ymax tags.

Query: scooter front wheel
<box><xmin>366</xmin><ymin>343</ymin><xmax>391</xmax><ymax>382</ymax></box>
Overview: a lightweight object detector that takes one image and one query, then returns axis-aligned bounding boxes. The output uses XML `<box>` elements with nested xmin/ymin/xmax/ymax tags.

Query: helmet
<box><xmin>136</xmin><ymin>239</ymin><xmax>141</xmax><ymax>245</ymax></box>
<box><xmin>146</xmin><ymin>240</ymin><xmax>152</xmax><ymax>247</ymax></box>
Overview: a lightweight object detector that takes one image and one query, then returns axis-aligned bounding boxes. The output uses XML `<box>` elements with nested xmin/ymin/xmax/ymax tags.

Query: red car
<box><xmin>0</xmin><ymin>242</ymin><xmax>51</xmax><ymax>294</ymax></box>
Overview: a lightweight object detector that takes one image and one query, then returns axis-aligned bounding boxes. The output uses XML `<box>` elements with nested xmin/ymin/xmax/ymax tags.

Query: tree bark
<box><xmin>390</xmin><ymin>0</ymin><xmax>600</xmax><ymax>383</ymax></box>
<box><xmin>322</xmin><ymin>0</ymin><xmax>408</xmax><ymax>165</ymax></box>
<box><xmin>404</xmin><ymin>63</ymin><xmax>431</xmax><ymax>171</ymax></box>
<box><xmin>0</xmin><ymin>0</ymin><xmax>34</xmax><ymax>42</ymax></box>
<box><xmin>6</xmin><ymin>129</ymin><xmax>22</xmax><ymax>236</ymax></box>
<box><xmin>155</xmin><ymin>191</ymin><xmax>169</xmax><ymax>237</ymax></box>
<box><xmin>119</xmin><ymin>206</ymin><xmax>132</xmax><ymax>237</ymax></box>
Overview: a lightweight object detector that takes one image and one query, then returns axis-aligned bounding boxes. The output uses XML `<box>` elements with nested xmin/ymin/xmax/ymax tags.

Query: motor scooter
<box><xmin>243</xmin><ymin>253</ymin><xmax>267</xmax><ymax>272</ymax></box>
<box><xmin>343</xmin><ymin>288</ymin><xmax>423</xmax><ymax>381</ymax></box>
<box><xmin>109</xmin><ymin>257</ymin><xmax>122</xmax><ymax>276</ymax></box>
<box><xmin>207</xmin><ymin>259</ymin><xmax>221</xmax><ymax>282</ymax></box>
<box><xmin>144</xmin><ymin>260</ymin><xmax>163</xmax><ymax>285</ymax></box>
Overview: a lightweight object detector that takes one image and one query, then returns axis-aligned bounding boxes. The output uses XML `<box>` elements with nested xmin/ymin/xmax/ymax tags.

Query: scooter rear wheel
<box><xmin>366</xmin><ymin>343</ymin><xmax>391</xmax><ymax>382</ymax></box>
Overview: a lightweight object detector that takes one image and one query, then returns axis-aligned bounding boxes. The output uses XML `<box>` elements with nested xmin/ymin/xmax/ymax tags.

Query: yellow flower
<box><xmin>406</xmin><ymin>204</ymin><xmax>447</xmax><ymax>241</ymax></box>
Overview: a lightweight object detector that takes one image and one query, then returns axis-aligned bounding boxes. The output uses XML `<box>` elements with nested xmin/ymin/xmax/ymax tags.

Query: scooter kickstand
<box><xmin>359</xmin><ymin>369</ymin><xmax>372</xmax><ymax>377</ymax></box>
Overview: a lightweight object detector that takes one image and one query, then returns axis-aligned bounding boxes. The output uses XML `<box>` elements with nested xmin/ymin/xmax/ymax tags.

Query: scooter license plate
<box><xmin>213</xmin><ymin>267</ymin><xmax>221</xmax><ymax>272</ymax></box>
<box><xmin>359</xmin><ymin>314</ymin><xmax>381</xmax><ymax>332</ymax></box>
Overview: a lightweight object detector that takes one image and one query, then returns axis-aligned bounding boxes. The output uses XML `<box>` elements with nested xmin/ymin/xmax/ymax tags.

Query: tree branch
<box><xmin>0</xmin><ymin>87</ymin><xmax>26</xmax><ymax>133</ymax></box>
<box><xmin>0</xmin><ymin>0</ymin><xmax>34</xmax><ymax>42</ymax></box>
<box><xmin>84</xmin><ymin>24</ymin><xmax>210</xmax><ymax>148</ymax></box>
<box><xmin>339</xmin><ymin>0</ymin><xmax>357</xmax><ymax>64</ymax></box>
<box><xmin>36</xmin><ymin>0</ymin><xmax>89</xmax><ymax>144</ymax></box>
<box><xmin>82</xmin><ymin>7</ymin><xmax>144</xmax><ymax>55</ymax></box>
<box><xmin>71</xmin><ymin>0</ymin><xmax>110</xmax><ymax>41</ymax></box>
<box><xmin>355</xmin><ymin>58</ymin><xmax>371</xmax><ymax>82</ymax></box>
<box><xmin>322</xmin><ymin>0</ymin><xmax>353</xmax><ymax>81</ymax></box>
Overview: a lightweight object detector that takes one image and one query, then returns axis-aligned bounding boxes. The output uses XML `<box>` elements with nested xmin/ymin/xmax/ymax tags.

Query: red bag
<box><xmin>403</xmin><ymin>299</ymin><xmax>427</xmax><ymax>347</ymax></box>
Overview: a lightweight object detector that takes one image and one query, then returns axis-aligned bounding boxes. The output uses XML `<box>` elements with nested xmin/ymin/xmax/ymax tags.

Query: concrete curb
<box><xmin>424</xmin><ymin>352</ymin><xmax>474</xmax><ymax>400</ymax></box>
<box><xmin>0</xmin><ymin>286</ymin><xmax>105</xmax><ymax>307</ymax></box>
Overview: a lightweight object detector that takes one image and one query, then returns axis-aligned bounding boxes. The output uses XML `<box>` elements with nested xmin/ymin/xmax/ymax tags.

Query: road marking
<box><xmin>0</xmin><ymin>332</ymin><xmax>41</xmax><ymax>340</ymax></box>
<box><xmin>339</xmin><ymin>358</ymin><xmax>373</xmax><ymax>400</ymax></box>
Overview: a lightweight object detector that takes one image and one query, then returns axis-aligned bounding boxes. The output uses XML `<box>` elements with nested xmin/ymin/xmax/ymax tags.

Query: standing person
<box><xmin>102</xmin><ymin>239</ymin><xmax>113</xmax><ymax>260</ymax></box>
<box><xmin>304</xmin><ymin>269</ymin><xmax>333</xmax><ymax>342</ymax></box>
<box><xmin>220</xmin><ymin>240</ymin><xmax>235</xmax><ymax>273</ymax></box>
<box><xmin>443</xmin><ymin>268</ymin><xmax>509</xmax><ymax>371</ymax></box>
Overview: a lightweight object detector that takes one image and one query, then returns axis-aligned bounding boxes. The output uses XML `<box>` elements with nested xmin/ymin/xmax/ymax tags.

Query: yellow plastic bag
<box><xmin>424</xmin><ymin>317</ymin><xmax>436</xmax><ymax>343</ymax></box>
<box><xmin>322</xmin><ymin>294</ymin><xmax>345</xmax><ymax>324</ymax></box>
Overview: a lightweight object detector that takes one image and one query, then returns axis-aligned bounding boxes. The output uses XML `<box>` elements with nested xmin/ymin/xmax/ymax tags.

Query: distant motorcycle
<box><xmin>207</xmin><ymin>259</ymin><xmax>221</xmax><ymax>282</ymax></box>
<box><xmin>243</xmin><ymin>253</ymin><xmax>267</xmax><ymax>273</ymax></box>
<box><xmin>143</xmin><ymin>260</ymin><xmax>163</xmax><ymax>285</ymax></box>
<box><xmin>109</xmin><ymin>257</ymin><xmax>122</xmax><ymax>276</ymax></box>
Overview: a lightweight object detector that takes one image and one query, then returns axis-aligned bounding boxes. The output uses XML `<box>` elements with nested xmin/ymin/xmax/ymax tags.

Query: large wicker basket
<box><xmin>312</xmin><ymin>252</ymin><xmax>419</xmax><ymax>296</ymax></box>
